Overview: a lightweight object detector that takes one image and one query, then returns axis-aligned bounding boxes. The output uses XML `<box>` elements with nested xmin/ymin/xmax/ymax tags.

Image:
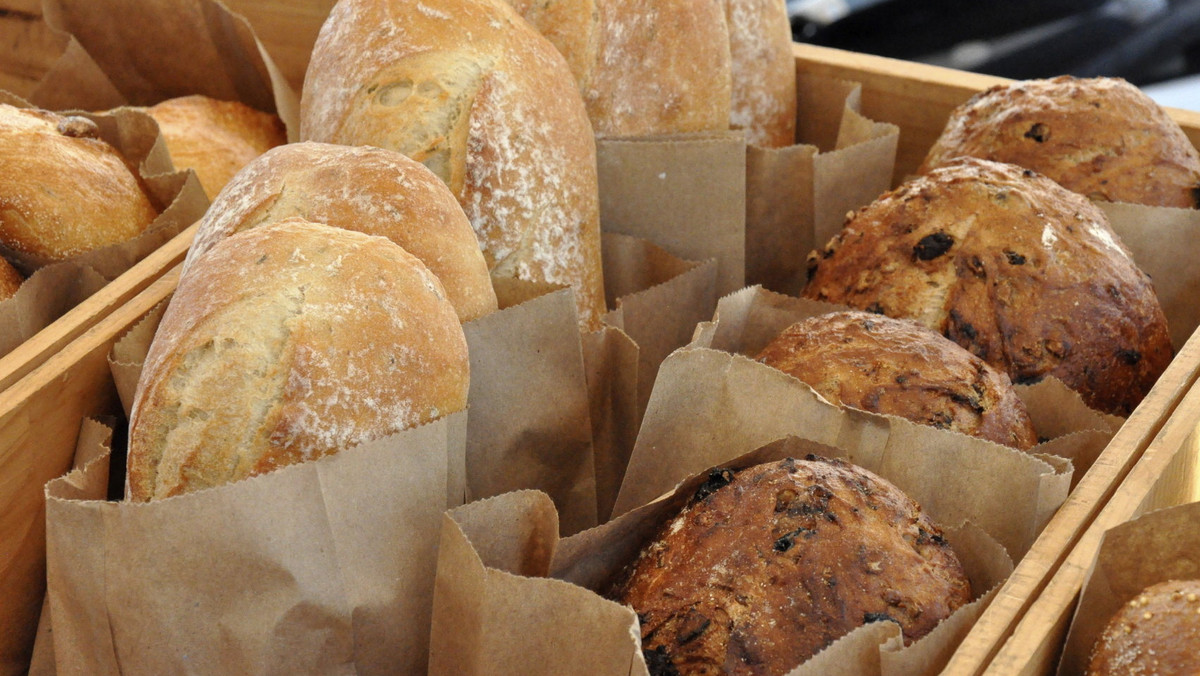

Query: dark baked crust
<box><xmin>613</xmin><ymin>457</ymin><xmax>972</xmax><ymax>676</ymax></box>
<box><xmin>757</xmin><ymin>311</ymin><xmax>1037</xmax><ymax>449</ymax></box>
<box><xmin>920</xmin><ymin>76</ymin><xmax>1200</xmax><ymax>208</ymax></box>
<box><xmin>0</xmin><ymin>257</ymin><xmax>21</xmax><ymax>301</ymax></box>
<box><xmin>804</xmin><ymin>158</ymin><xmax>1172</xmax><ymax>416</ymax></box>
<box><xmin>1088</xmin><ymin>579</ymin><xmax>1200</xmax><ymax>675</ymax></box>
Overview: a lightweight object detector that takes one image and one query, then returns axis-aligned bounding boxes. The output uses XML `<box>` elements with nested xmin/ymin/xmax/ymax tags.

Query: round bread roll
<box><xmin>127</xmin><ymin>218</ymin><xmax>469</xmax><ymax>501</ymax></box>
<box><xmin>757</xmin><ymin>311</ymin><xmax>1038</xmax><ymax>449</ymax></box>
<box><xmin>146</xmin><ymin>95</ymin><xmax>287</xmax><ymax>199</ymax></box>
<box><xmin>185</xmin><ymin>142</ymin><xmax>498</xmax><ymax>322</ymax></box>
<box><xmin>301</xmin><ymin>0</ymin><xmax>606</xmax><ymax>328</ymax></box>
<box><xmin>919</xmin><ymin>76</ymin><xmax>1200</xmax><ymax>208</ymax></box>
<box><xmin>1088</xmin><ymin>579</ymin><xmax>1200</xmax><ymax>675</ymax></box>
<box><xmin>0</xmin><ymin>104</ymin><xmax>157</xmax><ymax>261</ymax></box>
<box><xmin>725</xmin><ymin>0</ymin><xmax>796</xmax><ymax>147</ymax></box>
<box><xmin>614</xmin><ymin>456</ymin><xmax>972</xmax><ymax>675</ymax></box>
<box><xmin>0</xmin><ymin>256</ymin><xmax>22</xmax><ymax>301</ymax></box>
<box><xmin>804</xmin><ymin>158</ymin><xmax>1171</xmax><ymax>416</ymax></box>
<box><xmin>504</xmin><ymin>0</ymin><xmax>732</xmax><ymax>137</ymax></box>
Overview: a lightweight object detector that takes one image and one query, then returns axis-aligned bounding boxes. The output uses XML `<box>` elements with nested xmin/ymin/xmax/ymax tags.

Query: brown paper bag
<box><xmin>687</xmin><ymin>285</ymin><xmax>1118</xmax><ymax>483</ymax></box>
<box><xmin>1057</xmin><ymin>501</ymin><xmax>1200</xmax><ymax>675</ymax></box>
<box><xmin>430</xmin><ymin>435</ymin><xmax>1016</xmax><ymax>676</ymax></box>
<box><xmin>39</xmin><ymin>0</ymin><xmax>298</xmax><ymax>134</ymax></box>
<box><xmin>42</xmin><ymin>409</ymin><xmax>465</xmax><ymax>675</ymax></box>
<box><xmin>0</xmin><ymin>263</ymin><xmax>106</xmax><ymax>358</ymax></box>
<box><xmin>746</xmin><ymin>74</ymin><xmax>899</xmax><ymax>296</ymax></box>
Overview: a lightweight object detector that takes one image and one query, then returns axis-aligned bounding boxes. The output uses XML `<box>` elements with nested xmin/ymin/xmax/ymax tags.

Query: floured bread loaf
<box><xmin>920</xmin><ymin>76</ymin><xmax>1200</xmax><ymax>208</ymax></box>
<box><xmin>614</xmin><ymin>456</ymin><xmax>972</xmax><ymax>675</ymax></box>
<box><xmin>758</xmin><ymin>311</ymin><xmax>1037</xmax><ymax>449</ymax></box>
<box><xmin>185</xmin><ymin>141</ymin><xmax>498</xmax><ymax>322</ymax></box>
<box><xmin>127</xmin><ymin>218</ymin><xmax>469</xmax><ymax>501</ymax></box>
<box><xmin>0</xmin><ymin>104</ymin><xmax>157</xmax><ymax>261</ymax></box>
<box><xmin>725</xmin><ymin>0</ymin><xmax>796</xmax><ymax>147</ymax></box>
<box><xmin>146</xmin><ymin>95</ymin><xmax>287</xmax><ymax>199</ymax></box>
<box><xmin>504</xmin><ymin>0</ymin><xmax>732</xmax><ymax>137</ymax></box>
<box><xmin>805</xmin><ymin>158</ymin><xmax>1171</xmax><ymax>416</ymax></box>
<box><xmin>301</xmin><ymin>0</ymin><xmax>606</xmax><ymax>328</ymax></box>
<box><xmin>1088</xmin><ymin>579</ymin><xmax>1200</xmax><ymax>675</ymax></box>
<box><xmin>0</xmin><ymin>257</ymin><xmax>21</xmax><ymax>301</ymax></box>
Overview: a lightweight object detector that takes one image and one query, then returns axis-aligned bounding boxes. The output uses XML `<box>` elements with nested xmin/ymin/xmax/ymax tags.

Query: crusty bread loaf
<box><xmin>185</xmin><ymin>141</ymin><xmax>498</xmax><ymax>322</ymax></box>
<box><xmin>1087</xmin><ymin>579</ymin><xmax>1200</xmax><ymax>675</ymax></box>
<box><xmin>301</xmin><ymin>0</ymin><xmax>606</xmax><ymax>328</ymax></box>
<box><xmin>920</xmin><ymin>76</ymin><xmax>1200</xmax><ymax>208</ymax></box>
<box><xmin>614</xmin><ymin>456</ymin><xmax>972</xmax><ymax>675</ymax></box>
<box><xmin>805</xmin><ymin>158</ymin><xmax>1171</xmax><ymax>416</ymax></box>
<box><xmin>0</xmin><ymin>257</ymin><xmax>21</xmax><ymax>301</ymax></box>
<box><xmin>127</xmin><ymin>218</ymin><xmax>469</xmax><ymax>501</ymax></box>
<box><xmin>504</xmin><ymin>0</ymin><xmax>732</xmax><ymax>138</ymax></box>
<box><xmin>725</xmin><ymin>0</ymin><xmax>796</xmax><ymax>147</ymax></box>
<box><xmin>0</xmin><ymin>104</ymin><xmax>157</xmax><ymax>261</ymax></box>
<box><xmin>146</xmin><ymin>95</ymin><xmax>287</xmax><ymax>199</ymax></box>
<box><xmin>758</xmin><ymin>311</ymin><xmax>1038</xmax><ymax>449</ymax></box>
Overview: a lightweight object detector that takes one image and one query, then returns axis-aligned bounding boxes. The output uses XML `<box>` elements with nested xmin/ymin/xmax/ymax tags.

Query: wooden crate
<box><xmin>790</xmin><ymin>44</ymin><xmax>1200</xmax><ymax>676</ymax></box>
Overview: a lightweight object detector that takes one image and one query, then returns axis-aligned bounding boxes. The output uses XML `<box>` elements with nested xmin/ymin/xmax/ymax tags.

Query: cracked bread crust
<box><xmin>0</xmin><ymin>257</ymin><xmax>21</xmax><ymax>301</ymax></box>
<box><xmin>613</xmin><ymin>457</ymin><xmax>971</xmax><ymax>676</ymax></box>
<box><xmin>805</xmin><ymin>158</ymin><xmax>1171</xmax><ymax>416</ymax></box>
<box><xmin>757</xmin><ymin>311</ymin><xmax>1037</xmax><ymax>449</ymax></box>
<box><xmin>919</xmin><ymin>76</ymin><xmax>1200</xmax><ymax>209</ymax></box>
<box><xmin>127</xmin><ymin>219</ymin><xmax>469</xmax><ymax>501</ymax></box>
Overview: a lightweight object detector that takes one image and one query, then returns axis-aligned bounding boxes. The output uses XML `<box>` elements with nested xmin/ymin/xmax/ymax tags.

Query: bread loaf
<box><xmin>725</xmin><ymin>0</ymin><xmax>796</xmax><ymax>147</ymax></box>
<box><xmin>185</xmin><ymin>141</ymin><xmax>498</xmax><ymax>322</ymax></box>
<box><xmin>504</xmin><ymin>0</ymin><xmax>732</xmax><ymax>137</ymax></box>
<box><xmin>1088</xmin><ymin>579</ymin><xmax>1200</xmax><ymax>675</ymax></box>
<box><xmin>0</xmin><ymin>257</ymin><xmax>21</xmax><ymax>301</ymax></box>
<box><xmin>920</xmin><ymin>76</ymin><xmax>1200</xmax><ymax>208</ymax></box>
<box><xmin>127</xmin><ymin>218</ymin><xmax>469</xmax><ymax>501</ymax></box>
<box><xmin>757</xmin><ymin>311</ymin><xmax>1037</xmax><ymax>449</ymax></box>
<box><xmin>301</xmin><ymin>0</ymin><xmax>606</xmax><ymax>328</ymax></box>
<box><xmin>614</xmin><ymin>456</ymin><xmax>972</xmax><ymax>675</ymax></box>
<box><xmin>146</xmin><ymin>95</ymin><xmax>287</xmax><ymax>199</ymax></box>
<box><xmin>805</xmin><ymin>158</ymin><xmax>1171</xmax><ymax>416</ymax></box>
<box><xmin>0</xmin><ymin>104</ymin><xmax>157</xmax><ymax>261</ymax></box>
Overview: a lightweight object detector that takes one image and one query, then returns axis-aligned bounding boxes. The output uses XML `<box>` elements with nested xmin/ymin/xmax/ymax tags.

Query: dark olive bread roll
<box><xmin>1088</xmin><ymin>579</ymin><xmax>1200</xmax><ymax>675</ymax></box>
<box><xmin>920</xmin><ymin>76</ymin><xmax>1200</xmax><ymax>208</ymax></box>
<box><xmin>613</xmin><ymin>456</ymin><xmax>972</xmax><ymax>676</ymax></box>
<box><xmin>805</xmin><ymin>158</ymin><xmax>1171</xmax><ymax>416</ymax></box>
<box><xmin>757</xmin><ymin>311</ymin><xmax>1038</xmax><ymax>449</ymax></box>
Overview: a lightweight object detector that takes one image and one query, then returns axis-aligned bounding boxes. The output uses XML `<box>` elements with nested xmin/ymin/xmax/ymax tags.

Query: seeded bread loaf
<box><xmin>127</xmin><ymin>218</ymin><xmax>469</xmax><ymax>501</ymax></box>
<box><xmin>757</xmin><ymin>311</ymin><xmax>1038</xmax><ymax>449</ymax></box>
<box><xmin>185</xmin><ymin>141</ymin><xmax>498</xmax><ymax>322</ymax></box>
<box><xmin>614</xmin><ymin>456</ymin><xmax>972</xmax><ymax>675</ymax></box>
<box><xmin>0</xmin><ymin>257</ymin><xmax>21</xmax><ymax>301</ymax></box>
<box><xmin>300</xmin><ymin>0</ymin><xmax>606</xmax><ymax>328</ymax></box>
<box><xmin>805</xmin><ymin>158</ymin><xmax>1171</xmax><ymax>416</ymax></box>
<box><xmin>0</xmin><ymin>104</ymin><xmax>157</xmax><ymax>262</ymax></box>
<box><xmin>1088</xmin><ymin>579</ymin><xmax>1200</xmax><ymax>675</ymax></box>
<box><xmin>504</xmin><ymin>0</ymin><xmax>732</xmax><ymax>138</ymax></box>
<box><xmin>920</xmin><ymin>76</ymin><xmax>1200</xmax><ymax>208</ymax></box>
<box><xmin>145</xmin><ymin>95</ymin><xmax>287</xmax><ymax>199</ymax></box>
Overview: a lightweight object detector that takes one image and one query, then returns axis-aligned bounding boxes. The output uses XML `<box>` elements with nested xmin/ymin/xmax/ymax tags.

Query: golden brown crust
<box><xmin>0</xmin><ymin>256</ymin><xmax>22</xmax><ymax>301</ymax></box>
<box><xmin>300</xmin><ymin>0</ymin><xmax>606</xmax><ymax>328</ymax></box>
<box><xmin>147</xmin><ymin>95</ymin><xmax>286</xmax><ymax>199</ymax></box>
<box><xmin>725</xmin><ymin>0</ymin><xmax>796</xmax><ymax>147</ymax></box>
<box><xmin>757</xmin><ymin>311</ymin><xmax>1038</xmax><ymax>449</ymax></box>
<box><xmin>0</xmin><ymin>104</ymin><xmax>157</xmax><ymax>261</ymax></box>
<box><xmin>127</xmin><ymin>219</ymin><xmax>470</xmax><ymax>501</ymax></box>
<box><xmin>508</xmin><ymin>0</ymin><xmax>732</xmax><ymax>138</ymax></box>
<box><xmin>185</xmin><ymin>141</ymin><xmax>498</xmax><ymax>322</ymax></box>
<box><xmin>920</xmin><ymin>76</ymin><xmax>1200</xmax><ymax>208</ymax></box>
<box><xmin>614</xmin><ymin>457</ymin><xmax>972</xmax><ymax>675</ymax></box>
<box><xmin>1088</xmin><ymin>579</ymin><xmax>1200</xmax><ymax>675</ymax></box>
<box><xmin>805</xmin><ymin>158</ymin><xmax>1172</xmax><ymax>416</ymax></box>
